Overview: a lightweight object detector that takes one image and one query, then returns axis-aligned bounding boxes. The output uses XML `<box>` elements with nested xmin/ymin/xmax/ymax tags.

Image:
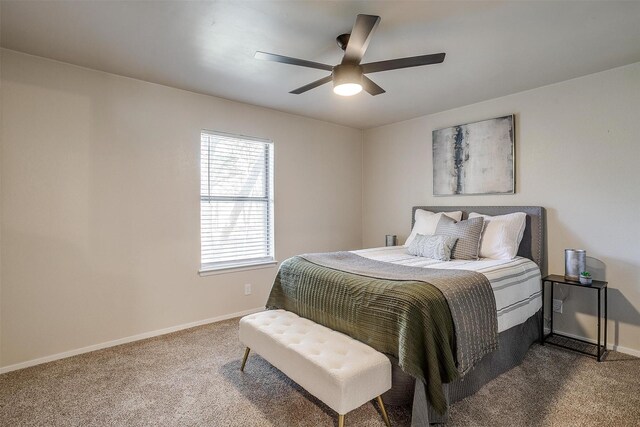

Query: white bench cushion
<box><xmin>239</xmin><ymin>309</ymin><xmax>392</xmax><ymax>415</ymax></box>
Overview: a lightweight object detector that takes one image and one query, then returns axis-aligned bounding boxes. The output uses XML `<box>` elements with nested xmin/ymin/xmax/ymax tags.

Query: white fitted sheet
<box><xmin>353</xmin><ymin>246</ymin><xmax>542</xmax><ymax>333</ymax></box>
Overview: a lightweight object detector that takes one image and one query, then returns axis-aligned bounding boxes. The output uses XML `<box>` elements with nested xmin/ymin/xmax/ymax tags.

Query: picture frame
<box><xmin>432</xmin><ymin>114</ymin><xmax>515</xmax><ymax>196</ymax></box>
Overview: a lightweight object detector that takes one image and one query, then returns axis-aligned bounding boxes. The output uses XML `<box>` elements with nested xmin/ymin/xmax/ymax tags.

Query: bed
<box><xmin>267</xmin><ymin>206</ymin><xmax>546</xmax><ymax>425</ymax></box>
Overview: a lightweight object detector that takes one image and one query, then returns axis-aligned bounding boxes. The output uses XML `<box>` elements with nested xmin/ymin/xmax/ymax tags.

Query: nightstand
<box><xmin>541</xmin><ymin>274</ymin><xmax>608</xmax><ymax>361</ymax></box>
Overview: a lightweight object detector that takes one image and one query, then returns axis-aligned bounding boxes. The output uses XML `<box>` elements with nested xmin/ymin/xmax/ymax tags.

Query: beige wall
<box><xmin>3</xmin><ymin>46</ymin><xmax>639</xmax><ymax>368</ymax></box>
<box><xmin>0</xmin><ymin>50</ymin><xmax>363</xmax><ymax>368</ymax></box>
<box><xmin>363</xmin><ymin>62</ymin><xmax>640</xmax><ymax>355</ymax></box>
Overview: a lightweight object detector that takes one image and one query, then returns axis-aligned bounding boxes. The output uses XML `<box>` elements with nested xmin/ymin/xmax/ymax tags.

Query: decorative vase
<box><xmin>565</xmin><ymin>249</ymin><xmax>586</xmax><ymax>281</ymax></box>
<box><xmin>385</xmin><ymin>235</ymin><xmax>397</xmax><ymax>247</ymax></box>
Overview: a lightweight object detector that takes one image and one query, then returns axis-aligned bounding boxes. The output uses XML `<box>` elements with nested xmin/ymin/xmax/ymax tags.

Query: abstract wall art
<box><xmin>432</xmin><ymin>114</ymin><xmax>515</xmax><ymax>196</ymax></box>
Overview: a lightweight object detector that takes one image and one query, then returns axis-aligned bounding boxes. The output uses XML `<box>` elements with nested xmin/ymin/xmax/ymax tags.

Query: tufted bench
<box><xmin>239</xmin><ymin>309</ymin><xmax>392</xmax><ymax>427</ymax></box>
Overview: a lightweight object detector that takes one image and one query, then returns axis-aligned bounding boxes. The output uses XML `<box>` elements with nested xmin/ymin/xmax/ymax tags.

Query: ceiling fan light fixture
<box><xmin>332</xmin><ymin>64</ymin><xmax>363</xmax><ymax>96</ymax></box>
<box><xmin>333</xmin><ymin>82</ymin><xmax>362</xmax><ymax>96</ymax></box>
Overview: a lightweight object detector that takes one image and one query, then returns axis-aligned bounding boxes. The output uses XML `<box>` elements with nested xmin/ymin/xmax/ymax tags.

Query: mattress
<box><xmin>353</xmin><ymin>246</ymin><xmax>542</xmax><ymax>333</ymax></box>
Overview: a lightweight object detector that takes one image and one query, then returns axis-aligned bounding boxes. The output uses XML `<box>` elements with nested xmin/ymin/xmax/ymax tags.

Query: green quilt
<box><xmin>266</xmin><ymin>255</ymin><xmax>460</xmax><ymax>414</ymax></box>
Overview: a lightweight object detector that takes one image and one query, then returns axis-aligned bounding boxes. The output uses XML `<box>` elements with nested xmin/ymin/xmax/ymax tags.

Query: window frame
<box><xmin>199</xmin><ymin>130</ymin><xmax>276</xmax><ymax>275</ymax></box>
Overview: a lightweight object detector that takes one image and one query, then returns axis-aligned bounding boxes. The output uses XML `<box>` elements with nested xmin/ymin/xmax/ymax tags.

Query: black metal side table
<box><xmin>541</xmin><ymin>274</ymin><xmax>608</xmax><ymax>361</ymax></box>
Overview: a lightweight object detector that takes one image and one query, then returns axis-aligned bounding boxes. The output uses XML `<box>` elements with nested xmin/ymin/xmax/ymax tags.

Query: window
<box><xmin>200</xmin><ymin>130</ymin><xmax>275</xmax><ymax>272</ymax></box>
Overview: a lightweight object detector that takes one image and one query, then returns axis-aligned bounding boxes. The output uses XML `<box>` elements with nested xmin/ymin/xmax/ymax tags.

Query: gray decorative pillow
<box><xmin>407</xmin><ymin>234</ymin><xmax>458</xmax><ymax>261</ymax></box>
<box><xmin>435</xmin><ymin>216</ymin><xmax>485</xmax><ymax>260</ymax></box>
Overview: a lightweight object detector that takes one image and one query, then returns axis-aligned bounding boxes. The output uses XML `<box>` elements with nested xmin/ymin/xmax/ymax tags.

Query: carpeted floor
<box><xmin>1</xmin><ymin>317</ymin><xmax>639</xmax><ymax>426</ymax></box>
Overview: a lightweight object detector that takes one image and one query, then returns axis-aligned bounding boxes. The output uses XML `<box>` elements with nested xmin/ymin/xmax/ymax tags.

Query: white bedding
<box><xmin>353</xmin><ymin>246</ymin><xmax>542</xmax><ymax>333</ymax></box>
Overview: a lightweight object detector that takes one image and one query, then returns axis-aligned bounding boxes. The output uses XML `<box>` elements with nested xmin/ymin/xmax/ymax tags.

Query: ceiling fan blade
<box><xmin>361</xmin><ymin>53</ymin><xmax>446</xmax><ymax>74</ymax></box>
<box><xmin>342</xmin><ymin>14</ymin><xmax>381</xmax><ymax>65</ymax></box>
<box><xmin>361</xmin><ymin>76</ymin><xmax>385</xmax><ymax>96</ymax></box>
<box><xmin>255</xmin><ymin>51</ymin><xmax>333</xmax><ymax>71</ymax></box>
<box><xmin>289</xmin><ymin>75</ymin><xmax>333</xmax><ymax>94</ymax></box>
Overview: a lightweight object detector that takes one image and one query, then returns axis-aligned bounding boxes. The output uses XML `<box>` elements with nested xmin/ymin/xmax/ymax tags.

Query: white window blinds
<box><xmin>200</xmin><ymin>131</ymin><xmax>274</xmax><ymax>271</ymax></box>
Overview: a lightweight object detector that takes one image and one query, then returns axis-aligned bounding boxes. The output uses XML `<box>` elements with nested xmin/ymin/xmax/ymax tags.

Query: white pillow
<box><xmin>469</xmin><ymin>212</ymin><xmax>526</xmax><ymax>259</ymax></box>
<box><xmin>404</xmin><ymin>209</ymin><xmax>463</xmax><ymax>246</ymax></box>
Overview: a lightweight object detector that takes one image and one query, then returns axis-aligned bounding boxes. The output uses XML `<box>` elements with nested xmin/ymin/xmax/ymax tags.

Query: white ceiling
<box><xmin>2</xmin><ymin>1</ymin><xmax>640</xmax><ymax>129</ymax></box>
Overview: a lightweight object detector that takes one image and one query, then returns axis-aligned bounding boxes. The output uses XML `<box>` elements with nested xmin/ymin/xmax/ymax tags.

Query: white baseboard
<box><xmin>0</xmin><ymin>307</ymin><xmax>264</xmax><ymax>374</ymax></box>
<box><xmin>544</xmin><ymin>328</ymin><xmax>640</xmax><ymax>358</ymax></box>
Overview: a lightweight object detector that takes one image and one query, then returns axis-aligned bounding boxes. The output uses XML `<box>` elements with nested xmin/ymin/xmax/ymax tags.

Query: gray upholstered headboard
<box><xmin>412</xmin><ymin>206</ymin><xmax>547</xmax><ymax>276</ymax></box>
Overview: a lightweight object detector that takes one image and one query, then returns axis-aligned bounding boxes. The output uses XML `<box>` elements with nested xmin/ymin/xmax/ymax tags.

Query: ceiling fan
<box><xmin>255</xmin><ymin>14</ymin><xmax>445</xmax><ymax>97</ymax></box>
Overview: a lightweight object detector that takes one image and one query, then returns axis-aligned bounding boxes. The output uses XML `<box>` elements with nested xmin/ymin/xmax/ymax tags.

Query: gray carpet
<box><xmin>1</xmin><ymin>317</ymin><xmax>639</xmax><ymax>426</ymax></box>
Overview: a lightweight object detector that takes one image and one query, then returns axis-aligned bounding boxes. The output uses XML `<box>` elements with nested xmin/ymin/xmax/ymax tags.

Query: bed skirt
<box><xmin>382</xmin><ymin>309</ymin><xmax>542</xmax><ymax>425</ymax></box>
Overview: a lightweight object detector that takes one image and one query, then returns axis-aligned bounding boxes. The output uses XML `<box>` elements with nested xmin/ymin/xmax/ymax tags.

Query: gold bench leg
<box><xmin>338</xmin><ymin>414</ymin><xmax>344</xmax><ymax>427</ymax></box>
<box><xmin>240</xmin><ymin>347</ymin><xmax>250</xmax><ymax>372</ymax></box>
<box><xmin>376</xmin><ymin>395</ymin><xmax>391</xmax><ymax>427</ymax></box>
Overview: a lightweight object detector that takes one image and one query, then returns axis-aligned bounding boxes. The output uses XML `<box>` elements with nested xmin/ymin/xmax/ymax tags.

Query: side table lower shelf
<box><xmin>542</xmin><ymin>333</ymin><xmax>607</xmax><ymax>361</ymax></box>
<box><xmin>540</xmin><ymin>274</ymin><xmax>608</xmax><ymax>362</ymax></box>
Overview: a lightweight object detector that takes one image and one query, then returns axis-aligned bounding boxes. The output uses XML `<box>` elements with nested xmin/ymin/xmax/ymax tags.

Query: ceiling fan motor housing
<box><xmin>332</xmin><ymin>64</ymin><xmax>363</xmax><ymax>87</ymax></box>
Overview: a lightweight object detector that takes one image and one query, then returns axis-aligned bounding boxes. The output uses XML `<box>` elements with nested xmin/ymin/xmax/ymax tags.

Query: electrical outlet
<box><xmin>553</xmin><ymin>299</ymin><xmax>563</xmax><ymax>314</ymax></box>
<box><xmin>244</xmin><ymin>283</ymin><xmax>252</xmax><ymax>296</ymax></box>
